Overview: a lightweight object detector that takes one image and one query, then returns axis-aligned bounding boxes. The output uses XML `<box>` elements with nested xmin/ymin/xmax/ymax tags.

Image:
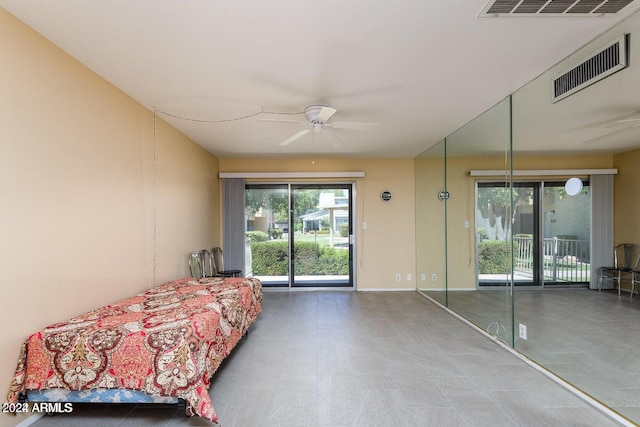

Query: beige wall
<box><xmin>0</xmin><ymin>10</ymin><xmax>218</xmax><ymax>427</ymax></box>
<box><xmin>220</xmin><ymin>157</ymin><xmax>416</xmax><ymax>290</ymax></box>
<box><xmin>613</xmin><ymin>147</ymin><xmax>640</xmax><ymax>246</ymax></box>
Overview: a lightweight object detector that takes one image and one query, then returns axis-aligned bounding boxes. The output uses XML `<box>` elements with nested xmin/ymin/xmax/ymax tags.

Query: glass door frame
<box><xmin>513</xmin><ymin>181</ymin><xmax>541</xmax><ymax>287</ymax></box>
<box><xmin>290</xmin><ymin>183</ymin><xmax>354</xmax><ymax>288</ymax></box>
<box><xmin>475</xmin><ymin>180</ymin><xmax>537</xmax><ymax>287</ymax></box>
<box><xmin>540</xmin><ymin>180</ymin><xmax>591</xmax><ymax>287</ymax></box>
<box><xmin>245</xmin><ymin>181</ymin><xmax>356</xmax><ymax>289</ymax></box>
<box><xmin>476</xmin><ymin>179</ymin><xmax>591</xmax><ymax>288</ymax></box>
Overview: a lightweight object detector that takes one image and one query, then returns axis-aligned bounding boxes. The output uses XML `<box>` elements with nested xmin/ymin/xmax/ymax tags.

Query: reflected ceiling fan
<box><xmin>610</xmin><ymin>117</ymin><xmax>640</xmax><ymax>128</ymax></box>
<box><xmin>260</xmin><ymin>105</ymin><xmax>379</xmax><ymax>147</ymax></box>
<box><xmin>584</xmin><ymin>113</ymin><xmax>640</xmax><ymax>144</ymax></box>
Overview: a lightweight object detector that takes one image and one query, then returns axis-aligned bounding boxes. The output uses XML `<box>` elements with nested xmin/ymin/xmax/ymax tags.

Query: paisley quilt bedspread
<box><xmin>7</xmin><ymin>277</ymin><xmax>263</xmax><ymax>423</ymax></box>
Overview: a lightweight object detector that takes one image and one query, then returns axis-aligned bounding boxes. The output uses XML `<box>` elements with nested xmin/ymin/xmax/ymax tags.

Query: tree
<box><xmin>245</xmin><ymin>188</ymin><xmax>289</xmax><ymax>226</ymax></box>
<box><xmin>477</xmin><ymin>186</ymin><xmax>531</xmax><ymax>241</ymax></box>
<box><xmin>292</xmin><ymin>189</ymin><xmax>321</xmax><ymax>232</ymax></box>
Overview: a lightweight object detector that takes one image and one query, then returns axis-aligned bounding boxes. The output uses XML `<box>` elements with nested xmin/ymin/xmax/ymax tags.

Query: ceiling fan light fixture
<box><xmin>305</xmin><ymin>105</ymin><xmax>337</xmax><ymax>123</ymax></box>
<box><xmin>262</xmin><ymin>104</ymin><xmax>379</xmax><ymax>147</ymax></box>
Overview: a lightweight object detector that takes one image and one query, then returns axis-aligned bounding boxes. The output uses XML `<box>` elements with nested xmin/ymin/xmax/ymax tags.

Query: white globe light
<box><xmin>565</xmin><ymin>177</ymin><xmax>583</xmax><ymax>196</ymax></box>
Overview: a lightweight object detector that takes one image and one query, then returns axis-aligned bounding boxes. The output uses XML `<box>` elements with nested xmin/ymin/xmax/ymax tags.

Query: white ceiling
<box><xmin>2</xmin><ymin>0</ymin><xmax>639</xmax><ymax>158</ymax></box>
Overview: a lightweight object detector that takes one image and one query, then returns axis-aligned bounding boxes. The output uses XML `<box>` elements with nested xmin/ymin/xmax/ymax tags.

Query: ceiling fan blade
<box><xmin>259</xmin><ymin>118</ymin><xmax>307</xmax><ymax>125</ymax></box>
<box><xmin>317</xmin><ymin>106</ymin><xmax>337</xmax><ymax>122</ymax></box>
<box><xmin>322</xmin><ymin>128</ymin><xmax>344</xmax><ymax>148</ymax></box>
<box><xmin>602</xmin><ymin>113</ymin><xmax>640</xmax><ymax>128</ymax></box>
<box><xmin>329</xmin><ymin>121</ymin><xmax>380</xmax><ymax>130</ymax></box>
<box><xmin>616</xmin><ymin>118</ymin><xmax>640</xmax><ymax>123</ymax></box>
<box><xmin>279</xmin><ymin>129</ymin><xmax>309</xmax><ymax>146</ymax></box>
<box><xmin>583</xmin><ymin>126</ymin><xmax>636</xmax><ymax>144</ymax></box>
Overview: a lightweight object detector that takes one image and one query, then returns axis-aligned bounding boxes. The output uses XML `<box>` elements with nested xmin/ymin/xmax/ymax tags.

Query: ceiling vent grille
<box><xmin>552</xmin><ymin>34</ymin><xmax>628</xmax><ymax>102</ymax></box>
<box><xmin>480</xmin><ymin>0</ymin><xmax>637</xmax><ymax>16</ymax></box>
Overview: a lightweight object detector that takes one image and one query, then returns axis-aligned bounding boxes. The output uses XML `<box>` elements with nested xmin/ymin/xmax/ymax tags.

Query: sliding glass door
<box><xmin>476</xmin><ymin>181</ymin><xmax>590</xmax><ymax>287</ymax></box>
<box><xmin>541</xmin><ymin>182</ymin><xmax>591</xmax><ymax>286</ymax></box>
<box><xmin>245</xmin><ymin>184</ymin><xmax>290</xmax><ymax>286</ymax></box>
<box><xmin>245</xmin><ymin>183</ymin><xmax>354</xmax><ymax>288</ymax></box>
<box><xmin>476</xmin><ymin>182</ymin><xmax>531</xmax><ymax>286</ymax></box>
<box><xmin>291</xmin><ymin>184</ymin><xmax>352</xmax><ymax>287</ymax></box>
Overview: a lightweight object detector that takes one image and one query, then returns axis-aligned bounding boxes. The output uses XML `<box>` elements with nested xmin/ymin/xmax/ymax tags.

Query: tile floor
<box><xmin>441</xmin><ymin>287</ymin><xmax>640</xmax><ymax>424</ymax></box>
<box><xmin>27</xmin><ymin>290</ymin><xmax>624</xmax><ymax>426</ymax></box>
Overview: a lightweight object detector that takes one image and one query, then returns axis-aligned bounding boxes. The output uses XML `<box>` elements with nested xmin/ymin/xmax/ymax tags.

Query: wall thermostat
<box><xmin>380</xmin><ymin>191</ymin><xmax>392</xmax><ymax>202</ymax></box>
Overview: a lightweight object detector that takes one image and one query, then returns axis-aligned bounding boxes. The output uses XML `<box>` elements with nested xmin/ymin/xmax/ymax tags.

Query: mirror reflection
<box><xmin>446</xmin><ymin>97</ymin><xmax>515</xmax><ymax>345</ymax></box>
<box><xmin>416</xmin><ymin>9</ymin><xmax>640</xmax><ymax>424</ymax></box>
<box><xmin>415</xmin><ymin>139</ymin><xmax>446</xmax><ymax>306</ymax></box>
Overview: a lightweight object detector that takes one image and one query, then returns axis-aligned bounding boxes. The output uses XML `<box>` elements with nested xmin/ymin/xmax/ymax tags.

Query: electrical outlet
<box><xmin>431</xmin><ymin>273</ymin><xmax>437</xmax><ymax>281</ymax></box>
<box><xmin>407</xmin><ymin>273</ymin><xmax>412</xmax><ymax>281</ymax></box>
<box><xmin>421</xmin><ymin>273</ymin><xmax>426</xmax><ymax>281</ymax></box>
<box><xmin>519</xmin><ymin>323</ymin><xmax>528</xmax><ymax>340</ymax></box>
<box><xmin>395</xmin><ymin>274</ymin><xmax>401</xmax><ymax>281</ymax></box>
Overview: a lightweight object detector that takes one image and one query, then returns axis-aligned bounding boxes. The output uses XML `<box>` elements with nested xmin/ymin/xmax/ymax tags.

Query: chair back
<box><xmin>201</xmin><ymin>249</ymin><xmax>214</xmax><ymax>277</ymax></box>
<box><xmin>615</xmin><ymin>243</ymin><xmax>640</xmax><ymax>269</ymax></box>
<box><xmin>188</xmin><ymin>251</ymin><xmax>205</xmax><ymax>278</ymax></box>
<box><xmin>189</xmin><ymin>249</ymin><xmax>214</xmax><ymax>278</ymax></box>
<box><xmin>212</xmin><ymin>247</ymin><xmax>225</xmax><ymax>275</ymax></box>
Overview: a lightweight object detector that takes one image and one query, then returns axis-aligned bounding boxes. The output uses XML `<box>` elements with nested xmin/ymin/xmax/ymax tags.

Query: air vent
<box><xmin>480</xmin><ymin>0</ymin><xmax>636</xmax><ymax>16</ymax></box>
<box><xmin>552</xmin><ymin>34</ymin><xmax>628</xmax><ymax>102</ymax></box>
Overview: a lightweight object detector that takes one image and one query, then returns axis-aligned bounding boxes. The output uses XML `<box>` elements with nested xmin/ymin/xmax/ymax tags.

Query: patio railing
<box><xmin>513</xmin><ymin>236</ymin><xmax>590</xmax><ymax>283</ymax></box>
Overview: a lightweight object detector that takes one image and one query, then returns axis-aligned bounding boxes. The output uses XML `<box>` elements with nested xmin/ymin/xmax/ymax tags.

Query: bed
<box><xmin>6</xmin><ymin>276</ymin><xmax>262</xmax><ymax>423</ymax></box>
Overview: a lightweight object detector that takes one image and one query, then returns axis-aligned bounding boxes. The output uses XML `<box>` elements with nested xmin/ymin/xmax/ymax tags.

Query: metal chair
<box><xmin>632</xmin><ymin>270</ymin><xmax>640</xmax><ymax>298</ymax></box>
<box><xmin>599</xmin><ymin>243</ymin><xmax>640</xmax><ymax>296</ymax></box>
<box><xmin>212</xmin><ymin>247</ymin><xmax>242</xmax><ymax>278</ymax></box>
<box><xmin>188</xmin><ymin>249</ymin><xmax>214</xmax><ymax>278</ymax></box>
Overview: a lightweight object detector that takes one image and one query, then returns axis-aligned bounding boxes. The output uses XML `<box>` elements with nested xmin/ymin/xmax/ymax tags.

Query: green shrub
<box><xmin>339</xmin><ymin>224</ymin><xmax>349</xmax><ymax>238</ymax></box>
<box><xmin>293</xmin><ymin>242</ymin><xmax>321</xmax><ymax>274</ymax></box>
<box><xmin>317</xmin><ymin>246</ymin><xmax>349</xmax><ymax>274</ymax></box>
<box><xmin>268</xmin><ymin>228</ymin><xmax>283</xmax><ymax>240</ymax></box>
<box><xmin>478</xmin><ymin>240</ymin><xmax>514</xmax><ymax>274</ymax></box>
<box><xmin>251</xmin><ymin>241</ymin><xmax>288</xmax><ymax>275</ymax></box>
<box><xmin>246</xmin><ymin>231</ymin><xmax>268</xmax><ymax>243</ymax></box>
<box><xmin>251</xmin><ymin>241</ymin><xmax>349</xmax><ymax>276</ymax></box>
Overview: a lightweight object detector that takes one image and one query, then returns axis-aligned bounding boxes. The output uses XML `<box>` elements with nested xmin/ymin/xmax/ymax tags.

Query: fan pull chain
<box><xmin>312</xmin><ymin>128</ymin><xmax>316</xmax><ymax>164</ymax></box>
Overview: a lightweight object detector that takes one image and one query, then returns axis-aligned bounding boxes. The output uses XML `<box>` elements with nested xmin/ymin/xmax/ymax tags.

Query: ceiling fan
<box><xmin>581</xmin><ymin>113</ymin><xmax>640</xmax><ymax>145</ymax></box>
<box><xmin>610</xmin><ymin>117</ymin><xmax>640</xmax><ymax>127</ymax></box>
<box><xmin>260</xmin><ymin>105</ymin><xmax>379</xmax><ymax>147</ymax></box>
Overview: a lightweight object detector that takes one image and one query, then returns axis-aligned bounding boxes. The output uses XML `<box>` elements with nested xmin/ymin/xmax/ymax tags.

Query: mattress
<box><xmin>7</xmin><ymin>277</ymin><xmax>262</xmax><ymax>423</ymax></box>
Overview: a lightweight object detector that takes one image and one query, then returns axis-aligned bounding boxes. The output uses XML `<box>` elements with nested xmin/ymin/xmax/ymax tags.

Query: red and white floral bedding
<box><xmin>7</xmin><ymin>277</ymin><xmax>262</xmax><ymax>423</ymax></box>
